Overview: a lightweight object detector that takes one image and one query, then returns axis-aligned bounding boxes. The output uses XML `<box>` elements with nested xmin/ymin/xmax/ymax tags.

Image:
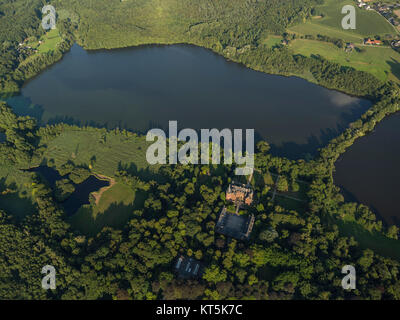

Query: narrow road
<box><xmin>275</xmin><ymin>193</ymin><xmax>307</xmax><ymax>203</ymax></box>
<box><xmin>247</xmin><ymin>170</ymin><xmax>254</xmax><ymax>186</ymax></box>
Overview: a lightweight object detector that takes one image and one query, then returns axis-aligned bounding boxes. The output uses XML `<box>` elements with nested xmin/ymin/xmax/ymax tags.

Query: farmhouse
<box><xmin>226</xmin><ymin>181</ymin><xmax>254</xmax><ymax>206</ymax></box>
<box><xmin>174</xmin><ymin>255</ymin><xmax>202</xmax><ymax>279</ymax></box>
<box><xmin>364</xmin><ymin>38</ymin><xmax>382</xmax><ymax>45</ymax></box>
<box><xmin>345</xmin><ymin>43</ymin><xmax>355</xmax><ymax>52</ymax></box>
<box><xmin>216</xmin><ymin>207</ymin><xmax>255</xmax><ymax>241</ymax></box>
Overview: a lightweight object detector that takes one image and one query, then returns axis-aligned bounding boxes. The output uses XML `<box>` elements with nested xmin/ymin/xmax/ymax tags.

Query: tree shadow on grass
<box><xmin>70</xmin><ymin>189</ymin><xmax>147</xmax><ymax>237</ymax></box>
<box><xmin>118</xmin><ymin>161</ymin><xmax>168</xmax><ymax>183</ymax></box>
<box><xmin>70</xmin><ymin>202</ymin><xmax>133</xmax><ymax>236</ymax></box>
<box><xmin>336</xmin><ymin>218</ymin><xmax>400</xmax><ymax>261</ymax></box>
<box><xmin>387</xmin><ymin>57</ymin><xmax>400</xmax><ymax>82</ymax></box>
<box><xmin>0</xmin><ymin>178</ymin><xmax>36</xmax><ymax>220</ymax></box>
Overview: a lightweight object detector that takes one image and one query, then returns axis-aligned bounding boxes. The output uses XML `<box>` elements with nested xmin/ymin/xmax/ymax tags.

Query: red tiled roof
<box><xmin>365</xmin><ymin>38</ymin><xmax>382</xmax><ymax>45</ymax></box>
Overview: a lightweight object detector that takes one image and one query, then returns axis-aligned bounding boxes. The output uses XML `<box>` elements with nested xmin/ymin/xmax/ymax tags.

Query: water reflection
<box><xmin>335</xmin><ymin>113</ymin><xmax>400</xmax><ymax>225</ymax></box>
<box><xmin>27</xmin><ymin>166</ymin><xmax>109</xmax><ymax>216</ymax></box>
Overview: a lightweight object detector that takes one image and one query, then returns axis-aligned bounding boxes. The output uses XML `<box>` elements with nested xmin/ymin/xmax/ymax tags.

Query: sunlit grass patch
<box><xmin>290</xmin><ymin>39</ymin><xmax>400</xmax><ymax>82</ymax></box>
<box><xmin>38</xmin><ymin>28</ymin><xmax>62</xmax><ymax>54</ymax></box>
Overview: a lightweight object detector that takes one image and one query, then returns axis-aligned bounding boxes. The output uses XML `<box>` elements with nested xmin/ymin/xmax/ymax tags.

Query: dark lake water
<box><xmin>334</xmin><ymin>113</ymin><xmax>400</xmax><ymax>226</ymax></box>
<box><xmin>6</xmin><ymin>44</ymin><xmax>370</xmax><ymax>159</ymax></box>
<box><xmin>28</xmin><ymin>166</ymin><xmax>109</xmax><ymax>215</ymax></box>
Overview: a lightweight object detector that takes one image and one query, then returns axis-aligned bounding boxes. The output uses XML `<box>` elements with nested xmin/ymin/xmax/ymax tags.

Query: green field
<box><xmin>286</xmin><ymin>0</ymin><xmax>400</xmax><ymax>82</ymax></box>
<box><xmin>289</xmin><ymin>0</ymin><xmax>397</xmax><ymax>40</ymax></box>
<box><xmin>39</xmin><ymin>130</ymin><xmax>155</xmax><ymax>177</ymax></box>
<box><xmin>69</xmin><ymin>182</ymin><xmax>142</xmax><ymax>236</ymax></box>
<box><xmin>290</xmin><ymin>38</ymin><xmax>400</xmax><ymax>82</ymax></box>
<box><xmin>289</xmin><ymin>21</ymin><xmax>364</xmax><ymax>43</ymax></box>
<box><xmin>261</xmin><ymin>36</ymin><xmax>283</xmax><ymax>48</ymax></box>
<box><xmin>38</xmin><ymin>28</ymin><xmax>62</xmax><ymax>54</ymax></box>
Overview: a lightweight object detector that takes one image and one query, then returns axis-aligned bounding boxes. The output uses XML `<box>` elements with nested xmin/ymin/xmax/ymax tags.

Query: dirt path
<box><xmin>91</xmin><ymin>174</ymin><xmax>116</xmax><ymax>205</ymax></box>
<box><xmin>271</xmin><ymin>175</ymin><xmax>280</xmax><ymax>202</ymax></box>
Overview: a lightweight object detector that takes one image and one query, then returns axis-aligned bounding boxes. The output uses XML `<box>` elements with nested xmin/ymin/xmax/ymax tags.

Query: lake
<box><xmin>334</xmin><ymin>113</ymin><xmax>400</xmax><ymax>226</ymax></box>
<box><xmin>6</xmin><ymin>44</ymin><xmax>370</xmax><ymax>159</ymax></box>
<box><xmin>27</xmin><ymin>166</ymin><xmax>110</xmax><ymax>216</ymax></box>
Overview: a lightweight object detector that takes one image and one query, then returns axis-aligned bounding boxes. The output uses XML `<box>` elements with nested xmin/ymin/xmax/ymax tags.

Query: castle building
<box><xmin>226</xmin><ymin>182</ymin><xmax>254</xmax><ymax>206</ymax></box>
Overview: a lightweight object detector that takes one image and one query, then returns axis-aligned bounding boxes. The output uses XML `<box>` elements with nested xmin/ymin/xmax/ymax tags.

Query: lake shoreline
<box><xmin>7</xmin><ymin>43</ymin><xmax>371</xmax><ymax>160</ymax></box>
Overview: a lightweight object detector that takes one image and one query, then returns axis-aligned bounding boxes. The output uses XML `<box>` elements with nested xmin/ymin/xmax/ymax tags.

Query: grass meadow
<box><xmin>38</xmin><ymin>28</ymin><xmax>62</xmax><ymax>54</ymax></box>
<box><xmin>0</xmin><ymin>165</ymin><xmax>37</xmax><ymax>219</ymax></box>
<box><xmin>39</xmin><ymin>130</ymin><xmax>154</xmax><ymax>177</ymax></box>
<box><xmin>287</xmin><ymin>0</ymin><xmax>400</xmax><ymax>82</ymax></box>
<box><xmin>289</xmin><ymin>0</ymin><xmax>397</xmax><ymax>40</ymax></box>
<box><xmin>290</xmin><ymin>39</ymin><xmax>400</xmax><ymax>82</ymax></box>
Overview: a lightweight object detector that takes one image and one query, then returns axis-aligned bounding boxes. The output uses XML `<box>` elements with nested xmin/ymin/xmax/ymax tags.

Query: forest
<box><xmin>0</xmin><ymin>0</ymin><xmax>400</xmax><ymax>300</ymax></box>
<box><xmin>1</xmin><ymin>87</ymin><xmax>400</xmax><ymax>299</ymax></box>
